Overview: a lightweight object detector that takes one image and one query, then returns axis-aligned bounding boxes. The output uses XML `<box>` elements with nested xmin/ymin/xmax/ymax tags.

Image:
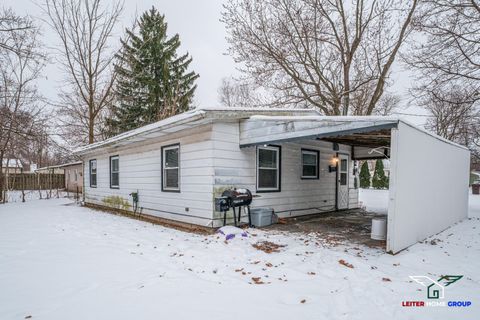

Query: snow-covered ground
<box><xmin>2</xmin><ymin>190</ymin><xmax>67</xmax><ymax>203</ymax></box>
<box><xmin>0</xmin><ymin>192</ymin><xmax>479</xmax><ymax>320</ymax></box>
<box><xmin>358</xmin><ymin>189</ymin><xmax>389</xmax><ymax>214</ymax></box>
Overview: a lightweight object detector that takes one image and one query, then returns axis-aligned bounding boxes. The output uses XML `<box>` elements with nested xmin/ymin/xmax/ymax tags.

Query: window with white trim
<box><xmin>301</xmin><ymin>149</ymin><xmax>319</xmax><ymax>179</ymax></box>
<box><xmin>162</xmin><ymin>144</ymin><xmax>180</xmax><ymax>191</ymax></box>
<box><xmin>89</xmin><ymin>160</ymin><xmax>97</xmax><ymax>187</ymax></box>
<box><xmin>257</xmin><ymin>145</ymin><xmax>280</xmax><ymax>192</ymax></box>
<box><xmin>110</xmin><ymin>156</ymin><xmax>119</xmax><ymax>188</ymax></box>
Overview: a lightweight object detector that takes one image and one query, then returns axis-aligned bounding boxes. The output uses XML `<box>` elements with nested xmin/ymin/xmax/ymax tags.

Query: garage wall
<box><xmin>387</xmin><ymin>121</ymin><xmax>470</xmax><ymax>254</ymax></box>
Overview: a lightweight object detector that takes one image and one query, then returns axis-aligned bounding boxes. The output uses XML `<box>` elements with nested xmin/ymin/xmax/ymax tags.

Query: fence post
<box><xmin>37</xmin><ymin>172</ymin><xmax>42</xmax><ymax>199</ymax></box>
<box><xmin>56</xmin><ymin>174</ymin><xmax>60</xmax><ymax>198</ymax></box>
<box><xmin>21</xmin><ymin>168</ymin><xmax>25</xmax><ymax>203</ymax></box>
<box><xmin>4</xmin><ymin>170</ymin><xmax>8</xmax><ymax>203</ymax></box>
<box><xmin>48</xmin><ymin>169</ymin><xmax>52</xmax><ymax>199</ymax></box>
<box><xmin>0</xmin><ymin>172</ymin><xmax>4</xmax><ymax>204</ymax></box>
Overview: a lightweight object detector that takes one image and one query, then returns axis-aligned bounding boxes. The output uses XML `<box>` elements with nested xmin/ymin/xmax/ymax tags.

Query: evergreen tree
<box><xmin>108</xmin><ymin>7</ymin><xmax>199</xmax><ymax>134</ymax></box>
<box><xmin>359</xmin><ymin>161</ymin><xmax>371</xmax><ymax>188</ymax></box>
<box><xmin>372</xmin><ymin>159</ymin><xmax>389</xmax><ymax>189</ymax></box>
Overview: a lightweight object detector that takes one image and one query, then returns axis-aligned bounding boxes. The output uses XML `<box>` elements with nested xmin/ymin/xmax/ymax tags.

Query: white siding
<box><xmin>212</xmin><ymin>122</ymin><xmax>359</xmax><ymax>227</ymax></box>
<box><xmin>83</xmin><ymin>125</ymin><xmax>216</xmax><ymax>227</ymax></box>
<box><xmin>386</xmin><ymin>121</ymin><xmax>470</xmax><ymax>253</ymax></box>
<box><xmin>82</xmin><ymin>121</ymin><xmax>360</xmax><ymax>228</ymax></box>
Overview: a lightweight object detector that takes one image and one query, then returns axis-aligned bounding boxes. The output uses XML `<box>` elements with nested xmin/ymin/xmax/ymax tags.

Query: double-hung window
<box><xmin>301</xmin><ymin>149</ymin><xmax>319</xmax><ymax>179</ymax></box>
<box><xmin>89</xmin><ymin>159</ymin><xmax>97</xmax><ymax>187</ymax></box>
<box><xmin>162</xmin><ymin>144</ymin><xmax>180</xmax><ymax>192</ymax></box>
<box><xmin>110</xmin><ymin>156</ymin><xmax>119</xmax><ymax>189</ymax></box>
<box><xmin>257</xmin><ymin>145</ymin><xmax>281</xmax><ymax>192</ymax></box>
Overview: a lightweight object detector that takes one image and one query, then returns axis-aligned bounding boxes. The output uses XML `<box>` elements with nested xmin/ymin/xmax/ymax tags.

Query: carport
<box><xmin>240</xmin><ymin>115</ymin><xmax>470</xmax><ymax>254</ymax></box>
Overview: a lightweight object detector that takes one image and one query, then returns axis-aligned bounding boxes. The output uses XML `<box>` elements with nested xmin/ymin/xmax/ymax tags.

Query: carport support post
<box><xmin>386</xmin><ymin>127</ymin><xmax>399</xmax><ymax>254</ymax></box>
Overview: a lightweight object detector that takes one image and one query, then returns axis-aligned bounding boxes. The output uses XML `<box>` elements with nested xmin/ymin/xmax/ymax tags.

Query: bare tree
<box><xmin>222</xmin><ymin>0</ymin><xmax>419</xmax><ymax>115</ymax></box>
<box><xmin>405</xmin><ymin>0</ymin><xmax>480</xmax><ymax>160</ymax></box>
<box><xmin>0</xmin><ymin>12</ymin><xmax>46</xmax><ymax>202</ymax></box>
<box><xmin>217</xmin><ymin>77</ymin><xmax>263</xmax><ymax>108</ymax></box>
<box><xmin>42</xmin><ymin>0</ymin><xmax>123</xmax><ymax>145</ymax></box>
<box><xmin>0</xmin><ymin>8</ymin><xmax>34</xmax><ymax>55</ymax></box>
<box><xmin>406</xmin><ymin>0</ymin><xmax>480</xmax><ymax>97</ymax></box>
<box><xmin>419</xmin><ymin>87</ymin><xmax>480</xmax><ymax>160</ymax></box>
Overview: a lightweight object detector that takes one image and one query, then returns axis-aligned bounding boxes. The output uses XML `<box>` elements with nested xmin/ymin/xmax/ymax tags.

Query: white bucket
<box><xmin>371</xmin><ymin>217</ymin><xmax>387</xmax><ymax>240</ymax></box>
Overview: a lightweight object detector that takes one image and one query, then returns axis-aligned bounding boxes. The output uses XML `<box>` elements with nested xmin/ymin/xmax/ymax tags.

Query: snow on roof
<box><xmin>73</xmin><ymin>106</ymin><xmax>467</xmax><ymax>155</ymax></box>
<box><xmin>247</xmin><ymin>115</ymin><xmax>468</xmax><ymax>150</ymax></box>
<box><xmin>74</xmin><ymin>107</ymin><xmax>321</xmax><ymax>155</ymax></box>
<box><xmin>2</xmin><ymin>159</ymin><xmax>23</xmax><ymax>168</ymax></box>
<box><xmin>35</xmin><ymin>161</ymin><xmax>83</xmax><ymax>172</ymax></box>
<box><xmin>247</xmin><ymin>115</ymin><xmax>401</xmax><ymax>122</ymax></box>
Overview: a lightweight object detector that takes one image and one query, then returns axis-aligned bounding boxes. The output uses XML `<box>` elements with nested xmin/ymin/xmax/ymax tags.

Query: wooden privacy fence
<box><xmin>0</xmin><ymin>173</ymin><xmax>65</xmax><ymax>190</ymax></box>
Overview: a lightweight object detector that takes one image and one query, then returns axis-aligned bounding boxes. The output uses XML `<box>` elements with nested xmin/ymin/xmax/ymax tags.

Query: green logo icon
<box><xmin>410</xmin><ymin>275</ymin><xmax>463</xmax><ymax>299</ymax></box>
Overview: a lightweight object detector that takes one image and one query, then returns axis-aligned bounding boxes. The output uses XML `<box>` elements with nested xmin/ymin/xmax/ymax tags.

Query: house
<box><xmin>62</xmin><ymin>162</ymin><xmax>83</xmax><ymax>193</ymax></box>
<box><xmin>35</xmin><ymin>161</ymin><xmax>83</xmax><ymax>193</ymax></box>
<box><xmin>74</xmin><ymin>107</ymin><xmax>470</xmax><ymax>254</ymax></box>
<box><xmin>1</xmin><ymin>159</ymin><xmax>23</xmax><ymax>174</ymax></box>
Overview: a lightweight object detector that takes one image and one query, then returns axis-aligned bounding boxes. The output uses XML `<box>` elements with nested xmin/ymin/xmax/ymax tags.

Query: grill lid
<box><xmin>221</xmin><ymin>188</ymin><xmax>252</xmax><ymax>207</ymax></box>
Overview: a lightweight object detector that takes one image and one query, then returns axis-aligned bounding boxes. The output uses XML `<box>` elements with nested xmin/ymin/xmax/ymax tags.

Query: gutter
<box><xmin>74</xmin><ymin>110</ymin><xmax>207</xmax><ymax>156</ymax></box>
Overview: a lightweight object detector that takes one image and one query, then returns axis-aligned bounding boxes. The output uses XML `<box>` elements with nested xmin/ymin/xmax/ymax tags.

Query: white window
<box><xmin>74</xmin><ymin>169</ymin><xmax>78</xmax><ymax>182</ymax></box>
<box><xmin>162</xmin><ymin>144</ymin><xmax>180</xmax><ymax>191</ymax></box>
<box><xmin>89</xmin><ymin>160</ymin><xmax>97</xmax><ymax>187</ymax></box>
<box><xmin>301</xmin><ymin>149</ymin><xmax>319</xmax><ymax>179</ymax></box>
<box><xmin>257</xmin><ymin>145</ymin><xmax>280</xmax><ymax>192</ymax></box>
<box><xmin>110</xmin><ymin>156</ymin><xmax>119</xmax><ymax>189</ymax></box>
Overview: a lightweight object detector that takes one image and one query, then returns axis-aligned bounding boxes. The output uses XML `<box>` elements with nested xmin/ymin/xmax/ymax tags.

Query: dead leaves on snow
<box><xmin>338</xmin><ymin>259</ymin><xmax>354</xmax><ymax>268</ymax></box>
<box><xmin>251</xmin><ymin>277</ymin><xmax>265</xmax><ymax>284</ymax></box>
<box><xmin>252</xmin><ymin>241</ymin><xmax>286</xmax><ymax>253</ymax></box>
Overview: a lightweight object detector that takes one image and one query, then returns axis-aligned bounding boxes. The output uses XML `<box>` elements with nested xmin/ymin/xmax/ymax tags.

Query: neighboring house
<box><xmin>63</xmin><ymin>162</ymin><xmax>83</xmax><ymax>193</ymax></box>
<box><xmin>1</xmin><ymin>159</ymin><xmax>23</xmax><ymax>174</ymax></box>
<box><xmin>35</xmin><ymin>161</ymin><xmax>83</xmax><ymax>193</ymax></box>
<box><xmin>74</xmin><ymin>107</ymin><xmax>470</xmax><ymax>254</ymax></box>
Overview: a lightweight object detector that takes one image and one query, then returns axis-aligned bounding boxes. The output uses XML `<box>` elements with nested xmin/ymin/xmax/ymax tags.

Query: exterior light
<box><xmin>329</xmin><ymin>156</ymin><xmax>338</xmax><ymax>172</ymax></box>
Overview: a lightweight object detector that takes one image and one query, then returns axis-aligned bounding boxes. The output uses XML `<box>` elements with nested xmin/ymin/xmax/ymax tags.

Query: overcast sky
<box><xmin>5</xmin><ymin>0</ymin><xmax>428</xmax><ymax>125</ymax></box>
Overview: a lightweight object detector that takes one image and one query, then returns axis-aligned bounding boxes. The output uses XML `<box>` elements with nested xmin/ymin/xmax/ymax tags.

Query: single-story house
<box><xmin>36</xmin><ymin>161</ymin><xmax>83</xmax><ymax>193</ymax></box>
<box><xmin>74</xmin><ymin>107</ymin><xmax>470</xmax><ymax>254</ymax></box>
<box><xmin>63</xmin><ymin>162</ymin><xmax>83</xmax><ymax>193</ymax></box>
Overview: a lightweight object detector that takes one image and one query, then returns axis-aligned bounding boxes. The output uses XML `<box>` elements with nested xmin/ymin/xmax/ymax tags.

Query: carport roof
<box><xmin>239</xmin><ymin>115</ymin><xmax>400</xmax><ymax>148</ymax></box>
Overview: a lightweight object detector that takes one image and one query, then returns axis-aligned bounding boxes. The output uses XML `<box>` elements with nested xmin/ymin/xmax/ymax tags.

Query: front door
<box><xmin>337</xmin><ymin>154</ymin><xmax>349</xmax><ymax>210</ymax></box>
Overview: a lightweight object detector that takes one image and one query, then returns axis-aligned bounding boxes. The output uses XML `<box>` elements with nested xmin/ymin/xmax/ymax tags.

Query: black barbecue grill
<box><xmin>215</xmin><ymin>188</ymin><xmax>252</xmax><ymax>226</ymax></box>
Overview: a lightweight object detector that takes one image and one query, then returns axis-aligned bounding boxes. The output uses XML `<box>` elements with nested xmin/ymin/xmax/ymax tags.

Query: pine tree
<box><xmin>108</xmin><ymin>7</ymin><xmax>199</xmax><ymax>135</ymax></box>
<box><xmin>372</xmin><ymin>159</ymin><xmax>388</xmax><ymax>189</ymax></box>
<box><xmin>359</xmin><ymin>161</ymin><xmax>371</xmax><ymax>188</ymax></box>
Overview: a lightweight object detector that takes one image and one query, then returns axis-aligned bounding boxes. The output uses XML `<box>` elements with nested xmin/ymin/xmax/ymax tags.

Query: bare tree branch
<box><xmin>41</xmin><ymin>0</ymin><xmax>123</xmax><ymax>144</ymax></box>
<box><xmin>222</xmin><ymin>0</ymin><xmax>419</xmax><ymax>115</ymax></box>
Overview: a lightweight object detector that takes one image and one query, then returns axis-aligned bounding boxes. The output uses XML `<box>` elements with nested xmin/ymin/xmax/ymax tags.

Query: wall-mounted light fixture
<box><xmin>329</xmin><ymin>156</ymin><xmax>338</xmax><ymax>172</ymax></box>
